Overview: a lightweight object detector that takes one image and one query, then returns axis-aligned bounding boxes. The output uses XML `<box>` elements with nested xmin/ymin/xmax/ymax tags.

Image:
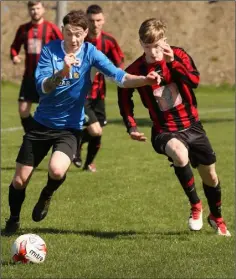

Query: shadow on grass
<box><xmin>1</xmin><ymin>260</ymin><xmax>19</xmax><ymax>266</ymax></box>
<box><xmin>1</xmin><ymin>260</ymin><xmax>14</xmax><ymax>266</ymax></box>
<box><xmin>107</xmin><ymin>117</ymin><xmax>234</xmax><ymax>127</ymax></box>
<box><xmin>1</xmin><ymin>227</ymin><xmax>205</xmax><ymax>240</ymax></box>
<box><xmin>26</xmin><ymin>228</ymin><xmax>137</xmax><ymax>239</ymax></box>
<box><xmin>108</xmin><ymin>118</ymin><xmax>151</xmax><ymax>127</ymax></box>
<box><xmin>0</xmin><ymin>167</ymin><xmax>47</xmax><ymax>171</ymax></box>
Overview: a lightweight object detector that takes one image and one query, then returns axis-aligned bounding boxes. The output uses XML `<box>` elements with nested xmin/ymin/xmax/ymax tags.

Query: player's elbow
<box><xmin>191</xmin><ymin>81</ymin><xmax>199</xmax><ymax>89</ymax></box>
<box><xmin>192</xmin><ymin>79</ymin><xmax>200</xmax><ymax>88</ymax></box>
<box><xmin>191</xmin><ymin>72</ymin><xmax>200</xmax><ymax>88</ymax></box>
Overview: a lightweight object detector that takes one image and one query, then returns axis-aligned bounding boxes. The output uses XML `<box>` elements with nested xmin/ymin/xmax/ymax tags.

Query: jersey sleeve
<box><xmin>167</xmin><ymin>48</ymin><xmax>200</xmax><ymax>88</ymax></box>
<box><xmin>10</xmin><ymin>25</ymin><xmax>24</xmax><ymax>59</ymax></box>
<box><xmin>109</xmin><ymin>39</ymin><xmax>124</xmax><ymax>69</ymax></box>
<box><xmin>91</xmin><ymin>46</ymin><xmax>126</xmax><ymax>87</ymax></box>
<box><xmin>117</xmin><ymin>65</ymin><xmax>137</xmax><ymax>133</ymax></box>
<box><xmin>35</xmin><ymin>45</ymin><xmax>54</xmax><ymax>94</ymax></box>
<box><xmin>50</xmin><ymin>23</ymin><xmax>63</xmax><ymax>40</ymax></box>
<box><xmin>118</xmin><ymin>86</ymin><xmax>137</xmax><ymax>133</ymax></box>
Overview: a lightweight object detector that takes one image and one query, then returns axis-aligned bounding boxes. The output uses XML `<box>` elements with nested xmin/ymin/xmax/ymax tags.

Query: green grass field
<box><xmin>1</xmin><ymin>81</ymin><xmax>235</xmax><ymax>279</ymax></box>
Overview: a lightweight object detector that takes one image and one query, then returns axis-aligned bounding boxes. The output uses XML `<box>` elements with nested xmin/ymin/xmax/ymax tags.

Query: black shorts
<box><xmin>16</xmin><ymin>119</ymin><xmax>82</xmax><ymax>167</ymax></box>
<box><xmin>18</xmin><ymin>76</ymin><xmax>39</xmax><ymax>103</ymax></box>
<box><xmin>151</xmin><ymin>121</ymin><xmax>216</xmax><ymax>168</ymax></box>
<box><xmin>84</xmin><ymin>98</ymin><xmax>106</xmax><ymax>127</ymax></box>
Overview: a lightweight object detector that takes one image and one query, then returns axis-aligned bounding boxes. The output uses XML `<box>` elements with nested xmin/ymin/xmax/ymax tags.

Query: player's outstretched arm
<box><xmin>122</xmin><ymin>71</ymin><xmax>161</xmax><ymax>88</ymax></box>
<box><xmin>92</xmin><ymin>47</ymin><xmax>161</xmax><ymax>88</ymax></box>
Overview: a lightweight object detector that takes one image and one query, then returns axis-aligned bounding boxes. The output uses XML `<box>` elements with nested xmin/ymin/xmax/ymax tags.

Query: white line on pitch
<box><xmin>200</xmin><ymin>108</ymin><xmax>234</xmax><ymax>114</ymax></box>
<box><xmin>1</xmin><ymin>127</ymin><xmax>22</xmax><ymax>132</ymax></box>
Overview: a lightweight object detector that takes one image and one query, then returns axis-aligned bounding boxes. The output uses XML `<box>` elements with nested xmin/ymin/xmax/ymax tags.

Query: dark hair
<box><xmin>63</xmin><ymin>10</ymin><xmax>88</xmax><ymax>30</ymax></box>
<box><xmin>27</xmin><ymin>1</ymin><xmax>44</xmax><ymax>8</ymax></box>
<box><xmin>86</xmin><ymin>4</ymin><xmax>103</xmax><ymax>15</ymax></box>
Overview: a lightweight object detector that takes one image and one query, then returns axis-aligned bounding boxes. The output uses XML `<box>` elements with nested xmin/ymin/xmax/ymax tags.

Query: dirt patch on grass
<box><xmin>1</xmin><ymin>1</ymin><xmax>235</xmax><ymax>84</ymax></box>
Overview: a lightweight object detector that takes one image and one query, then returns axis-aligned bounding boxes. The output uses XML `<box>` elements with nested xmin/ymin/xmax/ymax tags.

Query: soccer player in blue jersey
<box><xmin>4</xmin><ymin>10</ymin><xmax>161</xmax><ymax>235</ymax></box>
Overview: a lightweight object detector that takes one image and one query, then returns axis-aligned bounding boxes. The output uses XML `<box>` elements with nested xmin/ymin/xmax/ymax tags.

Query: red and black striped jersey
<box><xmin>85</xmin><ymin>31</ymin><xmax>124</xmax><ymax>99</ymax></box>
<box><xmin>10</xmin><ymin>20</ymin><xmax>63</xmax><ymax>77</ymax></box>
<box><xmin>118</xmin><ymin>47</ymin><xmax>200</xmax><ymax>133</ymax></box>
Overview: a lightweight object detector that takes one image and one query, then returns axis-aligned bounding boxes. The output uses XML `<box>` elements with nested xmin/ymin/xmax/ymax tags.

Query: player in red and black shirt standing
<box><xmin>73</xmin><ymin>4</ymin><xmax>124</xmax><ymax>172</ymax></box>
<box><xmin>10</xmin><ymin>1</ymin><xmax>63</xmax><ymax>133</ymax></box>
<box><xmin>118</xmin><ymin>18</ymin><xmax>230</xmax><ymax>236</ymax></box>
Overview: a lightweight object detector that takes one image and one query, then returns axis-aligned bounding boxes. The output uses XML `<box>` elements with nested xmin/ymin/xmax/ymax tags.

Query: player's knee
<box><xmin>167</xmin><ymin>139</ymin><xmax>188</xmax><ymax>166</ymax></box>
<box><xmin>89</xmin><ymin>126</ymin><xmax>102</xmax><ymax>137</ymax></box>
<box><xmin>19</xmin><ymin>111</ymin><xmax>30</xmax><ymax>118</ymax></box>
<box><xmin>12</xmin><ymin>176</ymin><xmax>27</xmax><ymax>189</ymax></box>
<box><xmin>173</xmin><ymin>152</ymin><xmax>188</xmax><ymax>166</ymax></box>
<box><xmin>94</xmin><ymin>129</ymin><xmax>102</xmax><ymax>137</ymax></box>
<box><xmin>18</xmin><ymin>104</ymin><xmax>31</xmax><ymax>117</ymax></box>
<box><xmin>203</xmin><ymin>170</ymin><xmax>218</xmax><ymax>186</ymax></box>
<box><xmin>48</xmin><ymin>168</ymin><xmax>66</xmax><ymax>180</ymax></box>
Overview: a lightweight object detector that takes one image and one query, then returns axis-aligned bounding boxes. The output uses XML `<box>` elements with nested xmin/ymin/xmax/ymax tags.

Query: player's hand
<box><xmin>13</xmin><ymin>55</ymin><xmax>21</xmax><ymax>64</ymax></box>
<box><xmin>158</xmin><ymin>39</ymin><xmax>174</xmax><ymax>63</ymax></box>
<box><xmin>63</xmin><ymin>53</ymin><xmax>79</xmax><ymax>77</ymax></box>
<box><xmin>146</xmin><ymin>71</ymin><xmax>162</xmax><ymax>86</ymax></box>
<box><xmin>130</xmin><ymin>131</ymin><xmax>147</xmax><ymax>142</ymax></box>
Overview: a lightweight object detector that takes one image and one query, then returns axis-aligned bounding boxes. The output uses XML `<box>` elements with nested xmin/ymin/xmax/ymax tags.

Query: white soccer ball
<box><xmin>11</xmin><ymin>234</ymin><xmax>47</xmax><ymax>264</ymax></box>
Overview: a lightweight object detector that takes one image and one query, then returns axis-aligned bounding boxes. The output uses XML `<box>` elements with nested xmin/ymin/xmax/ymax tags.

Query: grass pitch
<box><xmin>1</xmin><ymin>81</ymin><xmax>235</xmax><ymax>278</ymax></box>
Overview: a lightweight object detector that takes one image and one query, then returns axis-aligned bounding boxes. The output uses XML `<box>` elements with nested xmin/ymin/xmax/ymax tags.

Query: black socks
<box><xmin>84</xmin><ymin>136</ymin><xmax>101</xmax><ymax>167</ymax></box>
<box><xmin>40</xmin><ymin>174</ymin><xmax>66</xmax><ymax>198</ymax></box>
<box><xmin>203</xmin><ymin>182</ymin><xmax>222</xmax><ymax>218</ymax></box>
<box><xmin>174</xmin><ymin>163</ymin><xmax>200</xmax><ymax>204</ymax></box>
<box><xmin>8</xmin><ymin>183</ymin><xmax>26</xmax><ymax>221</ymax></box>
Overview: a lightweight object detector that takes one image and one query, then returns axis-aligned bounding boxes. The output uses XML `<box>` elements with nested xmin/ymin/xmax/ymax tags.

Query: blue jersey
<box><xmin>34</xmin><ymin>40</ymin><xmax>126</xmax><ymax>130</ymax></box>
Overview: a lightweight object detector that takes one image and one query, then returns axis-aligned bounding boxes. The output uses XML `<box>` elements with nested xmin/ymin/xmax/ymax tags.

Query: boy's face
<box><xmin>140</xmin><ymin>38</ymin><xmax>166</xmax><ymax>63</ymax></box>
<box><xmin>28</xmin><ymin>3</ymin><xmax>45</xmax><ymax>22</ymax></box>
<box><xmin>87</xmin><ymin>13</ymin><xmax>105</xmax><ymax>37</ymax></box>
<box><xmin>62</xmin><ymin>24</ymin><xmax>88</xmax><ymax>53</ymax></box>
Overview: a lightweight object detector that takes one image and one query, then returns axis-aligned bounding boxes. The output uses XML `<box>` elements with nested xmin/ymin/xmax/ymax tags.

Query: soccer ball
<box><xmin>11</xmin><ymin>234</ymin><xmax>47</xmax><ymax>264</ymax></box>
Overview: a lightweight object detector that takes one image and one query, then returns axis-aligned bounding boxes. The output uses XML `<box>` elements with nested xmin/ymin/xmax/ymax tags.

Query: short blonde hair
<box><xmin>139</xmin><ymin>18</ymin><xmax>167</xmax><ymax>44</ymax></box>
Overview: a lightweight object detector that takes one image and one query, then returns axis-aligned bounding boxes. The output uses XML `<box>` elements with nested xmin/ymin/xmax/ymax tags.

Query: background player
<box><xmin>10</xmin><ymin>0</ymin><xmax>63</xmax><ymax>133</ymax></box>
<box><xmin>73</xmin><ymin>4</ymin><xmax>124</xmax><ymax>172</ymax></box>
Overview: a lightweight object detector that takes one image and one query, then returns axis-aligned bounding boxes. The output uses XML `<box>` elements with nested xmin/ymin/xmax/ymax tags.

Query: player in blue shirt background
<box><xmin>4</xmin><ymin>9</ymin><xmax>161</xmax><ymax>235</ymax></box>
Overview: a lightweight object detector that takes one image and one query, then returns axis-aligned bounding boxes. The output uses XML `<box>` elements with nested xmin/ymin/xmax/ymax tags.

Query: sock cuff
<box><xmin>20</xmin><ymin>114</ymin><xmax>33</xmax><ymax>120</ymax></box>
<box><xmin>47</xmin><ymin>174</ymin><xmax>66</xmax><ymax>186</ymax></box>
<box><xmin>91</xmin><ymin>135</ymin><xmax>102</xmax><ymax>145</ymax></box>
<box><xmin>174</xmin><ymin>163</ymin><xmax>193</xmax><ymax>178</ymax></box>
<box><xmin>174</xmin><ymin>162</ymin><xmax>190</xmax><ymax>171</ymax></box>
<box><xmin>10</xmin><ymin>183</ymin><xmax>26</xmax><ymax>192</ymax></box>
<box><xmin>203</xmin><ymin>181</ymin><xmax>221</xmax><ymax>189</ymax></box>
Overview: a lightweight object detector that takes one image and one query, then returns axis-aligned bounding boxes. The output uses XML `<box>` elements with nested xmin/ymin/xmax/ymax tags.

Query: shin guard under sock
<box><xmin>203</xmin><ymin>182</ymin><xmax>222</xmax><ymax>218</ymax></box>
<box><xmin>8</xmin><ymin>183</ymin><xmax>26</xmax><ymax>220</ymax></box>
<box><xmin>84</xmin><ymin>136</ymin><xmax>101</xmax><ymax>167</ymax></box>
<box><xmin>41</xmin><ymin>174</ymin><xmax>66</xmax><ymax>198</ymax></box>
<box><xmin>174</xmin><ymin>163</ymin><xmax>200</xmax><ymax>204</ymax></box>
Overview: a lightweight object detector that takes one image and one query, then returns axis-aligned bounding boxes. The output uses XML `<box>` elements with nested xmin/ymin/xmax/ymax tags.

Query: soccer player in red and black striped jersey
<box><xmin>118</xmin><ymin>18</ymin><xmax>230</xmax><ymax>236</ymax></box>
<box><xmin>10</xmin><ymin>1</ymin><xmax>63</xmax><ymax>133</ymax></box>
<box><xmin>73</xmin><ymin>4</ymin><xmax>124</xmax><ymax>172</ymax></box>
